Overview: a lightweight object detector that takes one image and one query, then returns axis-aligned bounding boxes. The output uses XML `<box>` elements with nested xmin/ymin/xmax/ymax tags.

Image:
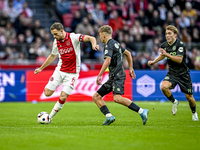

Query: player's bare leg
<box><xmin>161</xmin><ymin>81</ymin><xmax>178</xmax><ymax>115</ymax></box>
<box><xmin>93</xmin><ymin>92</ymin><xmax>115</xmax><ymax>125</ymax></box>
<box><xmin>185</xmin><ymin>94</ymin><xmax>199</xmax><ymax>121</ymax></box>
<box><xmin>49</xmin><ymin>91</ymin><xmax>69</xmax><ymax>123</ymax></box>
<box><xmin>185</xmin><ymin>94</ymin><xmax>196</xmax><ymax>107</ymax></box>
<box><xmin>113</xmin><ymin>94</ymin><xmax>148</xmax><ymax>125</ymax></box>
<box><xmin>44</xmin><ymin>88</ymin><xmax>54</xmax><ymax>97</ymax></box>
<box><xmin>161</xmin><ymin>81</ymin><xmax>173</xmax><ymax>98</ymax></box>
<box><xmin>93</xmin><ymin>92</ymin><xmax>107</xmax><ymax>108</ymax></box>
<box><xmin>113</xmin><ymin>94</ymin><xmax>132</xmax><ymax>106</ymax></box>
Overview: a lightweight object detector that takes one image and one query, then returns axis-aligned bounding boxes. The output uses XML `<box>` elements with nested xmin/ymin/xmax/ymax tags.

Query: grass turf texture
<box><xmin>0</xmin><ymin>102</ymin><xmax>200</xmax><ymax>150</ymax></box>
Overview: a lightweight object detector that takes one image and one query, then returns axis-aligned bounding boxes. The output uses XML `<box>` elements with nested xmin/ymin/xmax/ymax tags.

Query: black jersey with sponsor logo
<box><xmin>160</xmin><ymin>39</ymin><xmax>189</xmax><ymax>75</ymax></box>
<box><xmin>104</xmin><ymin>38</ymin><xmax>126</xmax><ymax>78</ymax></box>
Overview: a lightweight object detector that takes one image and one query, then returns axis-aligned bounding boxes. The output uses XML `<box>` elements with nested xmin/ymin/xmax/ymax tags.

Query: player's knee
<box><xmin>93</xmin><ymin>92</ymin><xmax>101</xmax><ymax>102</ymax></box>
<box><xmin>113</xmin><ymin>95</ymin><xmax>121</xmax><ymax>103</ymax></box>
<box><xmin>161</xmin><ymin>81</ymin><xmax>171</xmax><ymax>92</ymax></box>
<box><xmin>113</xmin><ymin>98</ymin><xmax>120</xmax><ymax>103</ymax></box>
<box><xmin>161</xmin><ymin>84</ymin><xmax>168</xmax><ymax>92</ymax></box>
<box><xmin>185</xmin><ymin>94</ymin><xmax>194</xmax><ymax>101</ymax></box>
<box><xmin>44</xmin><ymin>89</ymin><xmax>54</xmax><ymax>97</ymax></box>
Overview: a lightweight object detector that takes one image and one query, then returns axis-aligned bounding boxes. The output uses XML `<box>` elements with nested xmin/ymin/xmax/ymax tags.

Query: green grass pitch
<box><xmin>0</xmin><ymin>101</ymin><xmax>200</xmax><ymax>150</ymax></box>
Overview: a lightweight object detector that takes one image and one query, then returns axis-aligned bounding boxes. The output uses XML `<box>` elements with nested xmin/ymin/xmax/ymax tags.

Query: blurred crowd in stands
<box><xmin>0</xmin><ymin>0</ymin><xmax>200</xmax><ymax>70</ymax></box>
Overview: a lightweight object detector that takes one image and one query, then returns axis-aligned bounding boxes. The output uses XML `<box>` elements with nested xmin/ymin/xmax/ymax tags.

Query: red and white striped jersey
<box><xmin>52</xmin><ymin>32</ymin><xmax>85</xmax><ymax>73</ymax></box>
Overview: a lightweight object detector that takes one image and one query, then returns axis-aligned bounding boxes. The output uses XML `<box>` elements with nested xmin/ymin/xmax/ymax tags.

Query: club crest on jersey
<box><xmin>172</xmin><ymin>46</ymin><xmax>176</xmax><ymax>51</ymax></box>
<box><xmin>115</xmin><ymin>43</ymin><xmax>119</xmax><ymax>49</ymax></box>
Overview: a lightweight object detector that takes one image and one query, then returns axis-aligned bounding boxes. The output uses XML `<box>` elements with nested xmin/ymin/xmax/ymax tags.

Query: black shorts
<box><xmin>97</xmin><ymin>77</ymin><xmax>125</xmax><ymax>97</ymax></box>
<box><xmin>163</xmin><ymin>72</ymin><xmax>193</xmax><ymax>94</ymax></box>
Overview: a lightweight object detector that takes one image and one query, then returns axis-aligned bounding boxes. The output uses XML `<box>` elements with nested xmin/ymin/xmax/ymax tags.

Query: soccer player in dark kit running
<box><xmin>148</xmin><ymin>25</ymin><xmax>198</xmax><ymax>121</ymax></box>
<box><xmin>93</xmin><ymin>25</ymin><xmax>148</xmax><ymax>125</ymax></box>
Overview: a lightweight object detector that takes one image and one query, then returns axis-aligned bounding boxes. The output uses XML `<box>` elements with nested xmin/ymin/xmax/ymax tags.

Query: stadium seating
<box><xmin>70</xmin><ymin>5</ymin><xmax>80</xmax><ymax>14</ymax></box>
<box><xmin>62</xmin><ymin>13</ymin><xmax>74</xmax><ymax>28</ymax></box>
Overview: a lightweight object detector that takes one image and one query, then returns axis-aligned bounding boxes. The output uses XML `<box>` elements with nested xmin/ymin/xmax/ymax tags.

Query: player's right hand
<box><xmin>96</xmin><ymin>75</ymin><xmax>102</xmax><ymax>85</ymax></box>
<box><xmin>129</xmin><ymin>69</ymin><xmax>136</xmax><ymax>79</ymax></box>
<box><xmin>34</xmin><ymin>68</ymin><xmax>42</xmax><ymax>75</ymax></box>
<box><xmin>147</xmin><ymin>61</ymin><xmax>154</xmax><ymax>67</ymax></box>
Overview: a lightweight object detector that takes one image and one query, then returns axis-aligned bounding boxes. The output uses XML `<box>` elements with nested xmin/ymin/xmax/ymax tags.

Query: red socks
<box><xmin>59</xmin><ymin>99</ymin><xmax>65</xmax><ymax>104</ymax></box>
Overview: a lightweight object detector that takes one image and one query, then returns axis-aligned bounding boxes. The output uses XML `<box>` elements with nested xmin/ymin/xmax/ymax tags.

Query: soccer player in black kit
<box><xmin>148</xmin><ymin>25</ymin><xmax>198</xmax><ymax>121</ymax></box>
<box><xmin>93</xmin><ymin>25</ymin><xmax>148</xmax><ymax>125</ymax></box>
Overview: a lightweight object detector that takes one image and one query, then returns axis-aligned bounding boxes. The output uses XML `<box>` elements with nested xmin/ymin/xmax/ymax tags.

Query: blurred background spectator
<box><xmin>56</xmin><ymin>0</ymin><xmax>71</xmax><ymax>17</ymax></box>
<box><xmin>0</xmin><ymin>0</ymin><xmax>200</xmax><ymax>71</ymax></box>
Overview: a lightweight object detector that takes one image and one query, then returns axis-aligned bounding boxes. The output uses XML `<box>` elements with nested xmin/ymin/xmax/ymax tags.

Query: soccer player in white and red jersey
<box><xmin>34</xmin><ymin>22</ymin><xmax>99</xmax><ymax>123</ymax></box>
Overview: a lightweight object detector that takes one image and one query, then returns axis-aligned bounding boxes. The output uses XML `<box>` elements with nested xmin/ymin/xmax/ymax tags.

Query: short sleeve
<box><xmin>104</xmin><ymin>43</ymin><xmax>113</xmax><ymax>59</ymax></box>
<box><xmin>177</xmin><ymin>41</ymin><xmax>185</xmax><ymax>57</ymax></box>
<box><xmin>121</xmin><ymin>46</ymin><xmax>126</xmax><ymax>54</ymax></box>
<box><xmin>52</xmin><ymin>39</ymin><xmax>58</xmax><ymax>55</ymax></box>
<box><xmin>70</xmin><ymin>33</ymin><xmax>84</xmax><ymax>42</ymax></box>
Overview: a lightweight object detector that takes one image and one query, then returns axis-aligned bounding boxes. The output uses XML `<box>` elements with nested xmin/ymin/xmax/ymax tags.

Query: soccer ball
<box><xmin>37</xmin><ymin>111</ymin><xmax>50</xmax><ymax>124</ymax></box>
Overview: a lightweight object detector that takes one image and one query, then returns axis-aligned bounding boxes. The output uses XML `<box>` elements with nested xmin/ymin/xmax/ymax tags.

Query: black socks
<box><xmin>100</xmin><ymin>105</ymin><xmax>110</xmax><ymax>115</ymax></box>
<box><xmin>128</xmin><ymin>102</ymin><xmax>140</xmax><ymax>112</ymax></box>
<box><xmin>190</xmin><ymin>105</ymin><xmax>196</xmax><ymax>113</ymax></box>
<box><xmin>167</xmin><ymin>94</ymin><xmax>175</xmax><ymax>103</ymax></box>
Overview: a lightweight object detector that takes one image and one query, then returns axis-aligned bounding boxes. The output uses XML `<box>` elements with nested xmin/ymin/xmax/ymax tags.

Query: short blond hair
<box><xmin>99</xmin><ymin>25</ymin><xmax>113</xmax><ymax>35</ymax></box>
<box><xmin>166</xmin><ymin>25</ymin><xmax>178</xmax><ymax>34</ymax></box>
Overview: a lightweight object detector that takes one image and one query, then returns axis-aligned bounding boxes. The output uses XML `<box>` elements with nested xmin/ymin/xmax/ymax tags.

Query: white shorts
<box><xmin>45</xmin><ymin>69</ymin><xmax>79</xmax><ymax>95</ymax></box>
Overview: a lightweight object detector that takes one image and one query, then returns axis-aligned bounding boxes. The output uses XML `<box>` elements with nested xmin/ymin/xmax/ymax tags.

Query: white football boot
<box><xmin>172</xmin><ymin>99</ymin><xmax>179</xmax><ymax>115</ymax></box>
<box><xmin>192</xmin><ymin>112</ymin><xmax>199</xmax><ymax>121</ymax></box>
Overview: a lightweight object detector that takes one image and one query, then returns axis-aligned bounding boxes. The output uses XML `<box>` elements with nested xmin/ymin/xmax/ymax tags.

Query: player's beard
<box><xmin>57</xmin><ymin>36</ymin><xmax>62</xmax><ymax>41</ymax></box>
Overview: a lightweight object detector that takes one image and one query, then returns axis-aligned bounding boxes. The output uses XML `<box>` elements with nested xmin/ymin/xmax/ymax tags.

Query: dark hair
<box><xmin>50</xmin><ymin>22</ymin><xmax>64</xmax><ymax>31</ymax></box>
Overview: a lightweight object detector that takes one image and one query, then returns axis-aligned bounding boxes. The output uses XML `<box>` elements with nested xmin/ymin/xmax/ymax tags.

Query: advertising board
<box><xmin>132</xmin><ymin>71</ymin><xmax>200</xmax><ymax>101</ymax></box>
<box><xmin>0</xmin><ymin>71</ymin><xmax>26</xmax><ymax>102</ymax></box>
<box><xmin>26</xmin><ymin>70</ymin><xmax>132</xmax><ymax>102</ymax></box>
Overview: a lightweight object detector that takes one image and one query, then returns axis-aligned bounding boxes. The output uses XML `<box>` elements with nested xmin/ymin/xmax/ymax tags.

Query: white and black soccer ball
<box><xmin>37</xmin><ymin>111</ymin><xmax>50</xmax><ymax>124</ymax></box>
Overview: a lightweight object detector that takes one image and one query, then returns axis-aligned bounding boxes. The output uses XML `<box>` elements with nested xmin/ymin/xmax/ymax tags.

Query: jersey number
<box><xmin>70</xmin><ymin>77</ymin><xmax>76</xmax><ymax>87</ymax></box>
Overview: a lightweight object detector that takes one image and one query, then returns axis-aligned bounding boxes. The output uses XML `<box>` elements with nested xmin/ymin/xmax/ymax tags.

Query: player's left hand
<box><xmin>96</xmin><ymin>75</ymin><xmax>102</xmax><ymax>85</ymax></box>
<box><xmin>129</xmin><ymin>69</ymin><xmax>136</xmax><ymax>79</ymax></box>
<box><xmin>92</xmin><ymin>45</ymin><xmax>99</xmax><ymax>51</ymax></box>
